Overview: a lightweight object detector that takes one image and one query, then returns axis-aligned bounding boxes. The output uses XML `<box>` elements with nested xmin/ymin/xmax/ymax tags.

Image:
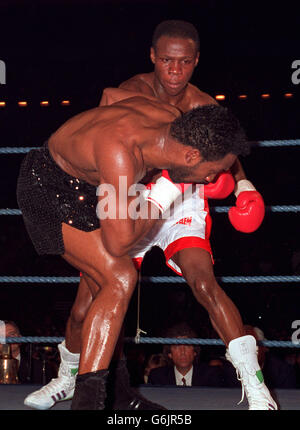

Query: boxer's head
<box><xmin>152</xmin><ymin>20</ymin><xmax>200</xmax><ymax>52</ymax></box>
<box><xmin>167</xmin><ymin>104</ymin><xmax>250</xmax><ymax>183</ymax></box>
<box><xmin>150</xmin><ymin>20</ymin><xmax>199</xmax><ymax>96</ymax></box>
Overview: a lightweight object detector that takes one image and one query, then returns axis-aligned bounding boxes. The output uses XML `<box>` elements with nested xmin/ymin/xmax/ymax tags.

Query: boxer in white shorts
<box><xmin>130</xmin><ymin>184</ymin><xmax>213</xmax><ymax>275</ymax></box>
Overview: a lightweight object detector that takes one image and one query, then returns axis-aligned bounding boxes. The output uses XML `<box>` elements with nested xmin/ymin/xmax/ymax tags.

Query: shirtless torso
<box><xmin>48</xmin><ymin>95</ymin><xmax>180</xmax><ymax>187</ymax></box>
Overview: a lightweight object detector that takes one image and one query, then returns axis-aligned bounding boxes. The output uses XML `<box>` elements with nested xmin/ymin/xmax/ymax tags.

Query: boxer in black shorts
<box><xmin>17</xmin><ymin>95</ymin><xmax>248</xmax><ymax>409</ymax></box>
<box><xmin>17</xmin><ymin>142</ymin><xmax>99</xmax><ymax>255</ymax></box>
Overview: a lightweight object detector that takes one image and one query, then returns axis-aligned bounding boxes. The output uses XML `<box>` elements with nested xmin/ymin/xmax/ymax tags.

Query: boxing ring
<box><xmin>0</xmin><ymin>139</ymin><xmax>300</xmax><ymax>411</ymax></box>
<box><xmin>0</xmin><ymin>384</ymin><xmax>299</xmax><ymax>410</ymax></box>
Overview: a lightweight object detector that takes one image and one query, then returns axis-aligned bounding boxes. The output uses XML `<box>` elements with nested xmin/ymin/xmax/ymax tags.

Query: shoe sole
<box><xmin>24</xmin><ymin>395</ymin><xmax>73</xmax><ymax>410</ymax></box>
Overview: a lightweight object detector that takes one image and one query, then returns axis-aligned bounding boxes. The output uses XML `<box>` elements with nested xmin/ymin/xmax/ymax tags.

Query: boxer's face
<box><xmin>151</xmin><ymin>36</ymin><xmax>199</xmax><ymax>96</ymax></box>
<box><xmin>167</xmin><ymin>153</ymin><xmax>236</xmax><ymax>184</ymax></box>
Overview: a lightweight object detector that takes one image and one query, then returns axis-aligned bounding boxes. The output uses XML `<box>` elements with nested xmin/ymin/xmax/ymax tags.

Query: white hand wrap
<box><xmin>145</xmin><ymin>176</ymin><xmax>182</xmax><ymax>213</ymax></box>
<box><xmin>234</xmin><ymin>179</ymin><xmax>256</xmax><ymax>198</ymax></box>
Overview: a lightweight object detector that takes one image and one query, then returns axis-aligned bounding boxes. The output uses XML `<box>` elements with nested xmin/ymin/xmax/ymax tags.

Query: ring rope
<box><xmin>0</xmin><ymin>139</ymin><xmax>299</xmax><ymax>154</ymax></box>
<box><xmin>0</xmin><ymin>275</ymin><xmax>298</xmax><ymax>284</ymax></box>
<box><xmin>212</xmin><ymin>205</ymin><xmax>300</xmax><ymax>213</ymax></box>
<box><xmin>143</xmin><ymin>275</ymin><xmax>300</xmax><ymax>284</ymax></box>
<box><xmin>132</xmin><ymin>337</ymin><xmax>300</xmax><ymax>348</ymax></box>
<box><xmin>1</xmin><ymin>206</ymin><xmax>300</xmax><ymax>216</ymax></box>
<box><xmin>2</xmin><ymin>336</ymin><xmax>299</xmax><ymax>348</ymax></box>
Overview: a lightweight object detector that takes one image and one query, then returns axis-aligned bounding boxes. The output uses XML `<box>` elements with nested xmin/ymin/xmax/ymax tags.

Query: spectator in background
<box><xmin>144</xmin><ymin>353</ymin><xmax>168</xmax><ymax>383</ymax></box>
<box><xmin>148</xmin><ymin>322</ymin><xmax>222</xmax><ymax>387</ymax></box>
<box><xmin>0</xmin><ymin>320</ymin><xmax>59</xmax><ymax>384</ymax></box>
<box><xmin>0</xmin><ymin>320</ymin><xmax>30</xmax><ymax>383</ymax></box>
<box><xmin>0</xmin><ymin>320</ymin><xmax>21</xmax><ymax>362</ymax></box>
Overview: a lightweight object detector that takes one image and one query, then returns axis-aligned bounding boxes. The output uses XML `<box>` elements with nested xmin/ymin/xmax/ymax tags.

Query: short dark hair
<box><xmin>164</xmin><ymin>322</ymin><xmax>197</xmax><ymax>339</ymax></box>
<box><xmin>162</xmin><ymin>322</ymin><xmax>201</xmax><ymax>358</ymax></box>
<box><xmin>170</xmin><ymin>104</ymin><xmax>250</xmax><ymax>161</ymax></box>
<box><xmin>152</xmin><ymin>20</ymin><xmax>200</xmax><ymax>51</ymax></box>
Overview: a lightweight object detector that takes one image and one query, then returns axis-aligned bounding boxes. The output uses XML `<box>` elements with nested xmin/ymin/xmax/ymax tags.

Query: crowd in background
<box><xmin>1</xmin><ymin>318</ymin><xmax>300</xmax><ymax>390</ymax></box>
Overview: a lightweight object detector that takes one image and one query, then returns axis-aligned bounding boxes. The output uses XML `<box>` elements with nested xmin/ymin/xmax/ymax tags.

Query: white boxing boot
<box><xmin>226</xmin><ymin>335</ymin><xmax>278</xmax><ymax>410</ymax></box>
<box><xmin>24</xmin><ymin>341</ymin><xmax>79</xmax><ymax>410</ymax></box>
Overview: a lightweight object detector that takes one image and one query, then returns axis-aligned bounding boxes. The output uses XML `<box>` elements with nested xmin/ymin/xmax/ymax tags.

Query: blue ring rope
<box><xmin>1</xmin><ymin>206</ymin><xmax>300</xmax><ymax>216</ymax></box>
<box><xmin>2</xmin><ymin>336</ymin><xmax>299</xmax><ymax>348</ymax></box>
<box><xmin>0</xmin><ymin>275</ymin><xmax>299</xmax><ymax>284</ymax></box>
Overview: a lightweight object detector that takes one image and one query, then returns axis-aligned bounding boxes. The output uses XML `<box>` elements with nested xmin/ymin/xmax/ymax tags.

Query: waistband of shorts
<box><xmin>40</xmin><ymin>141</ymin><xmax>91</xmax><ymax>187</ymax></box>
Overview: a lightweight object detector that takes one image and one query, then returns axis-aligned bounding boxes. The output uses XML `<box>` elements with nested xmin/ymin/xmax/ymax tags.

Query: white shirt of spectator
<box><xmin>174</xmin><ymin>365</ymin><xmax>193</xmax><ymax>386</ymax></box>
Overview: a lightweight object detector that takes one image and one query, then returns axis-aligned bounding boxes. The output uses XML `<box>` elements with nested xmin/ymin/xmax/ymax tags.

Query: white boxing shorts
<box><xmin>129</xmin><ymin>185</ymin><xmax>212</xmax><ymax>275</ymax></box>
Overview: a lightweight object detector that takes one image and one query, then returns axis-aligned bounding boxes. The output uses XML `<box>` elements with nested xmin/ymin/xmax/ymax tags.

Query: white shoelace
<box><xmin>235</xmin><ymin>364</ymin><xmax>274</xmax><ymax>409</ymax></box>
<box><xmin>37</xmin><ymin>376</ymin><xmax>73</xmax><ymax>395</ymax></box>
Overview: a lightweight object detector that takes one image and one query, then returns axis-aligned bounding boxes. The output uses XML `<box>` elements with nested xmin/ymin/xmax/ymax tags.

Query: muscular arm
<box><xmin>96</xmin><ymin>142</ymin><xmax>159</xmax><ymax>257</ymax></box>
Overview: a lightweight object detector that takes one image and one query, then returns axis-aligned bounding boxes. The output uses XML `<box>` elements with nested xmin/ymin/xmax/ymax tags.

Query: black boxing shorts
<box><xmin>16</xmin><ymin>142</ymin><xmax>99</xmax><ymax>255</ymax></box>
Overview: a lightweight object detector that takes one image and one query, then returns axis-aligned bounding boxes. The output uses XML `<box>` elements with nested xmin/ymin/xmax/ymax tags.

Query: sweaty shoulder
<box><xmin>186</xmin><ymin>83</ymin><xmax>218</xmax><ymax>109</ymax></box>
<box><xmin>100</xmin><ymin>88</ymin><xmax>180</xmax><ymax>122</ymax></box>
<box><xmin>119</xmin><ymin>73</ymin><xmax>155</xmax><ymax>96</ymax></box>
<box><xmin>101</xmin><ymin>87</ymin><xmax>158</xmax><ymax>107</ymax></box>
<box><xmin>114</xmin><ymin>95</ymin><xmax>180</xmax><ymax>121</ymax></box>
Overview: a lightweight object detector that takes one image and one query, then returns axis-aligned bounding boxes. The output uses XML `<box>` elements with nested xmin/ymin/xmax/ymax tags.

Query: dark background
<box><xmin>0</xmin><ymin>0</ymin><xmax>299</xmax><ymax>346</ymax></box>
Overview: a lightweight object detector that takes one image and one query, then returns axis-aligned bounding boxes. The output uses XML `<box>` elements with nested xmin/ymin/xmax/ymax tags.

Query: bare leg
<box><xmin>61</xmin><ymin>223</ymin><xmax>138</xmax><ymax>375</ymax></box>
<box><xmin>65</xmin><ymin>275</ymin><xmax>93</xmax><ymax>353</ymax></box>
<box><xmin>172</xmin><ymin>247</ymin><xmax>245</xmax><ymax>346</ymax></box>
<box><xmin>172</xmin><ymin>248</ymin><xmax>278</xmax><ymax>410</ymax></box>
<box><xmin>65</xmin><ymin>272</ymin><xmax>126</xmax><ymax>359</ymax></box>
<box><xmin>77</xmin><ymin>272</ymin><xmax>136</xmax><ymax>373</ymax></box>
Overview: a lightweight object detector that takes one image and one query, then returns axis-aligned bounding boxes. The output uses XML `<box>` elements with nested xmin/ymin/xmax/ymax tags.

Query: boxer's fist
<box><xmin>146</xmin><ymin>170</ymin><xmax>191</xmax><ymax>213</ymax></box>
<box><xmin>204</xmin><ymin>171</ymin><xmax>235</xmax><ymax>199</ymax></box>
<box><xmin>228</xmin><ymin>190</ymin><xmax>265</xmax><ymax>233</ymax></box>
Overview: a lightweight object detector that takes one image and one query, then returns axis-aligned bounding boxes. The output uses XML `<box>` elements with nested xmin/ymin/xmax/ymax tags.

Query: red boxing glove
<box><xmin>228</xmin><ymin>190</ymin><xmax>265</xmax><ymax>233</ymax></box>
<box><xmin>204</xmin><ymin>171</ymin><xmax>235</xmax><ymax>199</ymax></box>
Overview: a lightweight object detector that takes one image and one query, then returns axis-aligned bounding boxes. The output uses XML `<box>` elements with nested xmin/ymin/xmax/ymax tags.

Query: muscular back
<box><xmin>48</xmin><ymin>95</ymin><xmax>180</xmax><ymax>186</ymax></box>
